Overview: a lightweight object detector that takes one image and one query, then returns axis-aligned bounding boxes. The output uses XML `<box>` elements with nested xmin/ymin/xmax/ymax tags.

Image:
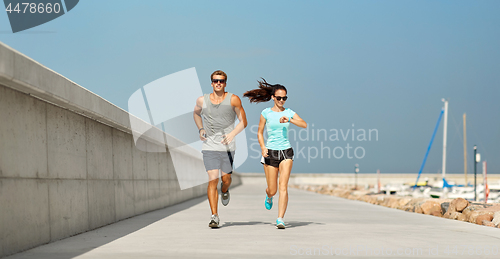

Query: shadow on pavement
<box><xmin>6</xmin><ymin>196</ymin><xmax>206</xmax><ymax>259</ymax></box>
<box><xmin>220</xmin><ymin>221</ymin><xmax>274</xmax><ymax>228</ymax></box>
<box><xmin>220</xmin><ymin>221</ymin><xmax>323</xmax><ymax>229</ymax></box>
<box><xmin>286</xmin><ymin>221</ymin><xmax>324</xmax><ymax>228</ymax></box>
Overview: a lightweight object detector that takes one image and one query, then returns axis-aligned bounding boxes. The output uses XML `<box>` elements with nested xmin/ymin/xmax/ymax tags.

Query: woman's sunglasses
<box><xmin>274</xmin><ymin>96</ymin><xmax>288</xmax><ymax>101</ymax></box>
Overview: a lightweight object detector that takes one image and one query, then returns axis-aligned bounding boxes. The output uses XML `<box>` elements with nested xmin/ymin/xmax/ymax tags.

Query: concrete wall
<box><xmin>0</xmin><ymin>42</ymin><xmax>241</xmax><ymax>257</ymax></box>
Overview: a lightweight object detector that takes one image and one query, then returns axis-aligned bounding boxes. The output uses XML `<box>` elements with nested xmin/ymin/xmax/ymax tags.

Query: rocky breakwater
<box><xmin>292</xmin><ymin>184</ymin><xmax>500</xmax><ymax>228</ymax></box>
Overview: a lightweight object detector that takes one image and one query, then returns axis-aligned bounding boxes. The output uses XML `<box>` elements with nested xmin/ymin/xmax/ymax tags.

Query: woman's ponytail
<box><xmin>244</xmin><ymin>78</ymin><xmax>287</xmax><ymax>103</ymax></box>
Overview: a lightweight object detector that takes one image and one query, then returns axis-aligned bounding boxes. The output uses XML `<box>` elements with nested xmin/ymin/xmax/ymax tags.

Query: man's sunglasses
<box><xmin>212</xmin><ymin>79</ymin><xmax>226</xmax><ymax>84</ymax></box>
<box><xmin>275</xmin><ymin>96</ymin><xmax>288</xmax><ymax>101</ymax></box>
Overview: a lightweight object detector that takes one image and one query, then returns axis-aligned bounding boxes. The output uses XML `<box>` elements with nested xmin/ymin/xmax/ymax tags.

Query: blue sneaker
<box><xmin>276</xmin><ymin>218</ymin><xmax>285</xmax><ymax>229</ymax></box>
<box><xmin>265</xmin><ymin>195</ymin><xmax>273</xmax><ymax>210</ymax></box>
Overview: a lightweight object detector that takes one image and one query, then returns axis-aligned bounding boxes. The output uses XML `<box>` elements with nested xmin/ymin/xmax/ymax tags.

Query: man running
<box><xmin>193</xmin><ymin>70</ymin><xmax>247</xmax><ymax>228</ymax></box>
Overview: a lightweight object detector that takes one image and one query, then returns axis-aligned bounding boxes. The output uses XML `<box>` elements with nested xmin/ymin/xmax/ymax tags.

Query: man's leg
<box><xmin>207</xmin><ymin>169</ymin><xmax>219</xmax><ymax>215</ymax></box>
<box><xmin>221</xmin><ymin>151</ymin><xmax>234</xmax><ymax>193</ymax></box>
<box><xmin>221</xmin><ymin>172</ymin><xmax>232</xmax><ymax>193</ymax></box>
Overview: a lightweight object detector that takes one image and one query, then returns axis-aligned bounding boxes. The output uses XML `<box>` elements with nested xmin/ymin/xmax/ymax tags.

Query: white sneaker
<box><xmin>209</xmin><ymin>214</ymin><xmax>220</xmax><ymax>228</ymax></box>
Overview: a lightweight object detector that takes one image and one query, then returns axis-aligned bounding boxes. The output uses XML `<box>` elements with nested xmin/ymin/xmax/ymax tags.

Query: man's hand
<box><xmin>199</xmin><ymin>129</ymin><xmax>207</xmax><ymax>141</ymax></box>
<box><xmin>221</xmin><ymin>132</ymin><xmax>235</xmax><ymax>145</ymax></box>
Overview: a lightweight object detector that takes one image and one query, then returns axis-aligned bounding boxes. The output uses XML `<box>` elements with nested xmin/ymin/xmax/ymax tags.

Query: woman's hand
<box><xmin>279</xmin><ymin>116</ymin><xmax>289</xmax><ymax>123</ymax></box>
<box><xmin>262</xmin><ymin>148</ymin><xmax>269</xmax><ymax>157</ymax></box>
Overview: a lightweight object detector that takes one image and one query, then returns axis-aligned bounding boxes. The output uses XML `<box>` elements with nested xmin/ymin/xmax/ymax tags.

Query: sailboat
<box><xmin>413</xmin><ymin>99</ymin><xmax>449</xmax><ymax>197</ymax></box>
<box><xmin>413</xmin><ymin>100</ymin><xmax>491</xmax><ymax>201</ymax></box>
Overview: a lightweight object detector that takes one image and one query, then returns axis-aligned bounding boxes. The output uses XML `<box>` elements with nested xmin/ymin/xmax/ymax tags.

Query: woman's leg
<box><xmin>264</xmin><ymin>164</ymin><xmax>279</xmax><ymax>197</ymax></box>
<box><xmin>278</xmin><ymin>159</ymin><xmax>293</xmax><ymax>218</ymax></box>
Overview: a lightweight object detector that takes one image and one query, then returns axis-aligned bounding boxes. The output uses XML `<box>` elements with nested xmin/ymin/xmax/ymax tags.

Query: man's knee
<box><xmin>221</xmin><ymin>173</ymin><xmax>232</xmax><ymax>181</ymax></box>
<box><xmin>207</xmin><ymin>170</ymin><xmax>219</xmax><ymax>181</ymax></box>
<box><xmin>208</xmin><ymin>178</ymin><xmax>219</xmax><ymax>188</ymax></box>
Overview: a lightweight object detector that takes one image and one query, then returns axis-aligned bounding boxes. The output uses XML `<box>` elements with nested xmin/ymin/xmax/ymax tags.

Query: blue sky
<box><xmin>1</xmin><ymin>0</ymin><xmax>499</xmax><ymax>176</ymax></box>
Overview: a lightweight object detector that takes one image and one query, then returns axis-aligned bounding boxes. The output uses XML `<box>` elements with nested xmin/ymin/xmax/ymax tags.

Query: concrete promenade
<box><xmin>6</xmin><ymin>180</ymin><xmax>500</xmax><ymax>259</ymax></box>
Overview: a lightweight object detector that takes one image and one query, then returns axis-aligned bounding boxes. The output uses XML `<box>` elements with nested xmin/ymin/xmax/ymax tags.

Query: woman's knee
<box><xmin>279</xmin><ymin>185</ymin><xmax>288</xmax><ymax>194</ymax></box>
<box><xmin>268</xmin><ymin>188</ymin><xmax>277</xmax><ymax>196</ymax></box>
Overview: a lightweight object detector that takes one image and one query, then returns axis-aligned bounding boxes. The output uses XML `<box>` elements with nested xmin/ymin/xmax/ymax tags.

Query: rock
<box><xmin>297</xmin><ymin>184</ymin><xmax>500</xmax><ymax>226</ymax></box>
<box><xmin>478</xmin><ymin>204</ymin><xmax>500</xmax><ymax>213</ymax></box>
<box><xmin>371</xmin><ymin>196</ymin><xmax>381</xmax><ymax>204</ymax></box>
<box><xmin>476</xmin><ymin>214</ymin><xmax>494</xmax><ymax>225</ymax></box>
<box><xmin>462</xmin><ymin>205</ymin><xmax>484</xmax><ymax>220</ymax></box>
<box><xmin>429</xmin><ymin>207</ymin><xmax>442</xmax><ymax>217</ymax></box>
<box><xmin>376</xmin><ymin>195</ymin><xmax>385</xmax><ymax>205</ymax></box>
<box><xmin>318</xmin><ymin>187</ymin><xmax>330</xmax><ymax>195</ymax></box>
<box><xmin>443</xmin><ymin>210</ymin><xmax>453</xmax><ymax>219</ymax></box>
<box><xmin>443</xmin><ymin>200</ymin><xmax>457</xmax><ymax>218</ymax></box>
<box><xmin>455</xmin><ymin>198</ymin><xmax>469</xmax><ymax>212</ymax></box>
<box><xmin>470</xmin><ymin>211</ymin><xmax>495</xmax><ymax>224</ymax></box>
<box><xmin>446</xmin><ymin>211</ymin><xmax>461</xmax><ymax>220</ymax></box>
<box><xmin>381</xmin><ymin>196</ymin><xmax>397</xmax><ymax>207</ymax></box>
<box><xmin>434</xmin><ymin>198</ymin><xmax>453</xmax><ymax>205</ymax></box>
<box><xmin>340</xmin><ymin>190</ymin><xmax>351</xmax><ymax>198</ymax></box>
<box><xmin>421</xmin><ymin>200</ymin><xmax>442</xmax><ymax>216</ymax></box>
<box><xmin>492</xmin><ymin>211</ymin><xmax>500</xmax><ymax>226</ymax></box>
<box><xmin>415</xmin><ymin>202</ymin><xmax>424</xmax><ymax>214</ymax></box>
<box><xmin>364</xmin><ymin>196</ymin><xmax>375</xmax><ymax>204</ymax></box>
<box><xmin>457</xmin><ymin>213</ymin><xmax>468</xmax><ymax>221</ymax></box>
<box><xmin>388</xmin><ymin>197</ymin><xmax>401</xmax><ymax>208</ymax></box>
<box><xmin>441</xmin><ymin>202</ymin><xmax>450</xmax><ymax>214</ymax></box>
<box><xmin>444</xmin><ymin>198</ymin><xmax>469</xmax><ymax>218</ymax></box>
<box><xmin>405</xmin><ymin>198</ymin><xmax>426</xmax><ymax>211</ymax></box>
<box><xmin>469</xmin><ymin>205</ymin><xmax>500</xmax><ymax>224</ymax></box>
<box><xmin>483</xmin><ymin>220</ymin><xmax>496</xmax><ymax>227</ymax></box>
<box><xmin>398</xmin><ymin>197</ymin><xmax>412</xmax><ymax>206</ymax></box>
<box><xmin>402</xmin><ymin>205</ymin><xmax>415</xmax><ymax>212</ymax></box>
<box><xmin>397</xmin><ymin>198</ymin><xmax>412</xmax><ymax>209</ymax></box>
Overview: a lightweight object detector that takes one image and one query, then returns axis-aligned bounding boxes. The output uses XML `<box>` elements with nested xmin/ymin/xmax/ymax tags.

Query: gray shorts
<box><xmin>202</xmin><ymin>151</ymin><xmax>235</xmax><ymax>174</ymax></box>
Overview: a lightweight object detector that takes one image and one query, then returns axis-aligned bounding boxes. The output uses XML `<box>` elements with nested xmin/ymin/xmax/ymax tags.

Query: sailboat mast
<box><xmin>463</xmin><ymin>113</ymin><xmax>467</xmax><ymax>185</ymax></box>
<box><xmin>442</xmin><ymin>99</ymin><xmax>448</xmax><ymax>180</ymax></box>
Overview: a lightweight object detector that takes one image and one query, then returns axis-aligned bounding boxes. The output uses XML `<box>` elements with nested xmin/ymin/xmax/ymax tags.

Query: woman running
<box><xmin>244</xmin><ymin>79</ymin><xmax>307</xmax><ymax>229</ymax></box>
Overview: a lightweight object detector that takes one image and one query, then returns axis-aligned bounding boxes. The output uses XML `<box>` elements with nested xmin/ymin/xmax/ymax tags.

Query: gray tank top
<box><xmin>201</xmin><ymin>92</ymin><xmax>236</xmax><ymax>151</ymax></box>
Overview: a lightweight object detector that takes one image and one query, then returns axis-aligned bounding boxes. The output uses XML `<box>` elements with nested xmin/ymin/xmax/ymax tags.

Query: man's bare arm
<box><xmin>193</xmin><ymin>96</ymin><xmax>206</xmax><ymax>141</ymax></box>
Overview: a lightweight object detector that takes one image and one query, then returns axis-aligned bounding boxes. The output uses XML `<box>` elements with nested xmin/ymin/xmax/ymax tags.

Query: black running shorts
<box><xmin>260</xmin><ymin>148</ymin><xmax>294</xmax><ymax>168</ymax></box>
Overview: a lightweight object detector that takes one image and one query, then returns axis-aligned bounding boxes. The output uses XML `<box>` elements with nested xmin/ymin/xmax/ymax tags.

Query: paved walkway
<box><xmin>6</xmin><ymin>182</ymin><xmax>500</xmax><ymax>259</ymax></box>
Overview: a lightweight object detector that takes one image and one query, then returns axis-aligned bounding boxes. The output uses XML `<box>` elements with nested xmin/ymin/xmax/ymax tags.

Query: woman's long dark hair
<box><xmin>243</xmin><ymin>78</ymin><xmax>287</xmax><ymax>103</ymax></box>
